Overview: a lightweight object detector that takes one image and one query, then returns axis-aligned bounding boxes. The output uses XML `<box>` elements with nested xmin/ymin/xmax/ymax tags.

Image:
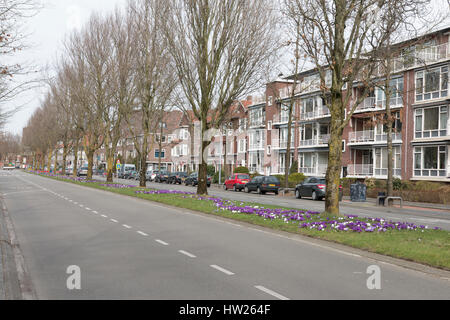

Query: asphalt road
<box><xmin>101</xmin><ymin>176</ymin><xmax>450</xmax><ymax>231</ymax></box>
<box><xmin>1</xmin><ymin>171</ymin><xmax>449</xmax><ymax>300</ymax></box>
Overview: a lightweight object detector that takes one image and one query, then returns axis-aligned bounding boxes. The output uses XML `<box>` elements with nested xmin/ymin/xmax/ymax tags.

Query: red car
<box><xmin>224</xmin><ymin>173</ymin><xmax>251</xmax><ymax>192</ymax></box>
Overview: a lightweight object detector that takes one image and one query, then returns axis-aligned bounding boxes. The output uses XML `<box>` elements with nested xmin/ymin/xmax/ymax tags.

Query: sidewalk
<box><xmin>341</xmin><ymin>196</ymin><xmax>450</xmax><ymax>212</ymax></box>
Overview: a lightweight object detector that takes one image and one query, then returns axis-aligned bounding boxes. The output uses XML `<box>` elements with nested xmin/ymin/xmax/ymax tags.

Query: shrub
<box><xmin>288</xmin><ymin>173</ymin><xmax>306</xmax><ymax>187</ymax></box>
<box><xmin>213</xmin><ymin>170</ymin><xmax>225</xmax><ymax>184</ymax></box>
<box><xmin>234</xmin><ymin>167</ymin><xmax>250</xmax><ymax>174</ymax></box>
<box><xmin>207</xmin><ymin>165</ymin><xmax>216</xmax><ymax>177</ymax></box>
<box><xmin>289</xmin><ymin>161</ymin><xmax>299</xmax><ymax>175</ymax></box>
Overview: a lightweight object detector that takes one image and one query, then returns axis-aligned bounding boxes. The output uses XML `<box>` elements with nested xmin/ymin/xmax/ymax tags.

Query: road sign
<box><xmin>116</xmin><ymin>164</ymin><xmax>122</xmax><ymax>171</ymax></box>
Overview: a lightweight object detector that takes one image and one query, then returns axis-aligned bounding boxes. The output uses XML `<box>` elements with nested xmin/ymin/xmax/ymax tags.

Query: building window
<box><xmin>415</xmin><ymin>106</ymin><xmax>448</xmax><ymax>138</ymax></box>
<box><xmin>155</xmin><ymin>149</ymin><xmax>165</xmax><ymax>159</ymax></box>
<box><xmin>414</xmin><ymin>146</ymin><xmax>447</xmax><ymax>177</ymax></box>
<box><xmin>374</xmin><ymin>147</ymin><xmax>402</xmax><ymax>176</ymax></box>
<box><xmin>415</xmin><ymin>66</ymin><xmax>448</xmax><ymax>102</ymax></box>
<box><xmin>375</xmin><ymin>77</ymin><xmax>404</xmax><ymax>107</ymax></box>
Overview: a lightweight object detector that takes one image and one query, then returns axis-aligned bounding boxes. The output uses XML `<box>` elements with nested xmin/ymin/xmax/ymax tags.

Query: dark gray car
<box><xmin>244</xmin><ymin>176</ymin><xmax>280</xmax><ymax>195</ymax></box>
<box><xmin>295</xmin><ymin>177</ymin><xmax>343</xmax><ymax>201</ymax></box>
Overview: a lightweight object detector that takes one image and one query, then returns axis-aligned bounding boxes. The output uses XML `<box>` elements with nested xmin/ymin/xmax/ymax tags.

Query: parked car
<box><xmin>168</xmin><ymin>172</ymin><xmax>188</xmax><ymax>184</ymax></box>
<box><xmin>77</xmin><ymin>166</ymin><xmax>89</xmax><ymax>177</ymax></box>
<box><xmin>155</xmin><ymin>171</ymin><xmax>170</xmax><ymax>183</ymax></box>
<box><xmin>118</xmin><ymin>164</ymin><xmax>136</xmax><ymax>179</ymax></box>
<box><xmin>132</xmin><ymin>171</ymin><xmax>141</xmax><ymax>181</ymax></box>
<box><xmin>295</xmin><ymin>177</ymin><xmax>343</xmax><ymax>201</ymax></box>
<box><xmin>145</xmin><ymin>170</ymin><xmax>157</xmax><ymax>181</ymax></box>
<box><xmin>244</xmin><ymin>176</ymin><xmax>280</xmax><ymax>195</ymax></box>
<box><xmin>224</xmin><ymin>173</ymin><xmax>251</xmax><ymax>191</ymax></box>
<box><xmin>185</xmin><ymin>172</ymin><xmax>211</xmax><ymax>187</ymax></box>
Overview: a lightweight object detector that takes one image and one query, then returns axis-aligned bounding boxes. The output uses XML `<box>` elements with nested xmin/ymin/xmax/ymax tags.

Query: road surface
<box><xmin>0</xmin><ymin>171</ymin><xmax>449</xmax><ymax>300</ymax></box>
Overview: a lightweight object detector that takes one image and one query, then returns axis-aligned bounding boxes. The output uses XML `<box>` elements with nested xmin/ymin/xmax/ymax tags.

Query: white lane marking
<box><xmin>137</xmin><ymin>231</ymin><xmax>149</xmax><ymax>237</ymax></box>
<box><xmin>92</xmin><ymin>211</ymin><xmax>98</xmax><ymax>214</ymax></box>
<box><xmin>85</xmin><ymin>208</ymin><xmax>92</xmax><ymax>211</ymax></box>
<box><xmin>101</xmin><ymin>215</ymin><xmax>108</xmax><ymax>218</ymax></box>
<box><xmin>255</xmin><ymin>286</ymin><xmax>290</xmax><ymax>301</ymax></box>
<box><xmin>110</xmin><ymin>219</ymin><xmax>119</xmax><ymax>223</ymax></box>
<box><xmin>210</xmin><ymin>265</ymin><xmax>235</xmax><ymax>276</ymax></box>
<box><xmin>179</xmin><ymin>250</ymin><xmax>196</xmax><ymax>258</ymax></box>
<box><xmin>123</xmin><ymin>224</ymin><xmax>132</xmax><ymax>229</ymax></box>
<box><xmin>155</xmin><ymin>239</ymin><xmax>169</xmax><ymax>246</ymax></box>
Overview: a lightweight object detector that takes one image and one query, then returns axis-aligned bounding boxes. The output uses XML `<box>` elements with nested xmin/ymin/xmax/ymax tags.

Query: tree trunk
<box><xmin>62</xmin><ymin>145</ymin><xmax>68</xmax><ymax>176</ymax></box>
<box><xmin>54</xmin><ymin>149</ymin><xmax>58</xmax><ymax>175</ymax></box>
<box><xmin>87</xmin><ymin>150</ymin><xmax>95</xmax><ymax>180</ymax></box>
<box><xmin>139</xmin><ymin>154</ymin><xmax>147</xmax><ymax>188</ymax></box>
<box><xmin>106</xmin><ymin>153</ymin><xmax>114</xmax><ymax>183</ymax></box>
<box><xmin>325</xmin><ymin>107</ymin><xmax>344</xmax><ymax>215</ymax></box>
<box><xmin>47</xmin><ymin>150</ymin><xmax>52</xmax><ymax>172</ymax></box>
<box><xmin>73</xmin><ymin>143</ymin><xmax>79</xmax><ymax>178</ymax></box>
<box><xmin>197</xmin><ymin>136</ymin><xmax>210</xmax><ymax>195</ymax></box>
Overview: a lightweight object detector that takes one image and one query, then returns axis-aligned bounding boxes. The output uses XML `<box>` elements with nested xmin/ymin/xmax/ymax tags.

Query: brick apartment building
<box><xmin>53</xmin><ymin>27</ymin><xmax>449</xmax><ymax>183</ymax></box>
<box><xmin>168</xmin><ymin>27</ymin><xmax>450</xmax><ymax>183</ymax></box>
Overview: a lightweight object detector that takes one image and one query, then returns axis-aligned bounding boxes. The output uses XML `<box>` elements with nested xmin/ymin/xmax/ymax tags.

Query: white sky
<box><xmin>4</xmin><ymin>0</ymin><xmax>127</xmax><ymax>135</ymax></box>
<box><xmin>3</xmin><ymin>0</ymin><xmax>449</xmax><ymax>136</ymax></box>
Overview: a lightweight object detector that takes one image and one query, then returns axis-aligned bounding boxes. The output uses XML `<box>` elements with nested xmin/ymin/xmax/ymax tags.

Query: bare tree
<box><xmin>63</xmin><ymin>13</ymin><xmax>113</xmax><ymax>180</ymax></box>
<box><xmin>161</xmin><ymin>0</ymin><xmax>280</xmax><ymax>195</ymax></box>
<box><xmin>283</xmin><ymin>0</ymin><xmax>439</xmax><ymax>215</ymax></box>
<box><xmin>0</xmin><ymin>0</ymin><xmax>42</xmax><ymax>128</ymax></box>
<box><xmin>368</xmin><ymin>0</ymin><xmax>446</xmax><ymax>205</ymax></box>
<box><xmin>123</xmin><ymin>0</ymin><xmax>176</xmax><ymax>188</ymax></box>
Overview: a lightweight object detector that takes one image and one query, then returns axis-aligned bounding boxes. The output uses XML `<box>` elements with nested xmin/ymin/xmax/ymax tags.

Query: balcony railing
<box><xmin>299</xmin><ymin>165</ymin><xmax>328</xmax><ymax>176</ymax></box>
<box><xmin>355</xmin><ymin>97</ymin><xmax>404</xmax><ymax>112</ymax></box>
<box><xmin>349</xmin><ymin>131</ymin><xmax>402</xmax><ymax>144</ymax></box>
<box><xmin>273</xmin><ymin>139</ymin><xmax>295</xmax><ymax>149</ymax></box>
<box><xmin>299</xmin><ymin>107</ymin><xmax>331</xmax><ymax>121</ymax></box>
<box><xmin>391</xmin><ymin>42</ymin><xmax>450</xmax><ymax>73</ymax></box>
<box><xmin>273</xmin><ymin>113</ymin><xmax>290</xmax><ymax>125</ymax></box>
<box><xmin>299</xmin><ymin>135</ymin><xmax>330</xmax><ymax>147</ymax></box>
<box><xmin>347</xmin><ymin>164</ymin><xmax>374</xmax><ymax>177</ymax></box>
<box><xmin>249</xmin><ymin>119</ymin><xmax>266</xmax><ymax>128</ymax></box>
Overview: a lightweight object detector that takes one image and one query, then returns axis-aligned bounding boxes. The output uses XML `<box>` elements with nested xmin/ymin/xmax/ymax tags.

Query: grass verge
<box><xmin>28</xmin><ymin>172</ymin><xmax>450</xmax><ymax>271</ymax></box>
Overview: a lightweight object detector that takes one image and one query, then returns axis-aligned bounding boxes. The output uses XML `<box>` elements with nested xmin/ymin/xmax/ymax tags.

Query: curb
<box><xmin>0</xmin><ymin>195</ymin><xmax>37</xmax><ymax>300</ymax></box>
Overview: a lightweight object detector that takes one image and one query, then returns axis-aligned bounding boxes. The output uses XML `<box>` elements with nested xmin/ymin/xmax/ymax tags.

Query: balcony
<box><xmin>299</xmin><ymin>165</ymin><xmax>328</xmax><ymax>177</ymax></box>
<box><xmin>299</xmin><ymin>107</ymin><xmax>331</xmax><ymax>121</ymax></box>
<box><xmin>248</xmin><ymin>142</ymin><xmax>265</xmax><ymax>152</ymax></box>
<box><xmin>273</xmin><ymin>113</ymin><xmax>290</xmax><ymax>125</ymax></box>
<box><xmin>347</xmin><ymin>164</ymin><xmax>374</xmax><ymax>177</ymax></box>
<box><xmin>391</xmin><ymin>42</ymin><xmax>450</xmax><ymax>73</ymax></box>
<box><xmin>249</xmin><ymin>119</ymin><xmax>266</xmax><ymax>128</ymax></box>
<box><xmin>273</xmin><ymin>140</ymin><xmax>295</xmax><ymax>150</ymax></box>
<box><xmin>354</xmin><ymin>96</ymin><xmax>404</xmax><ymax>113</ymax></box>
<box><xmin>299</xmin><ymin>135</ymin><xmax>330</xmax><ymax>147</ymax></box>
<box><xmin>349</xmin><ymin>131</ymin><xmax>402</xmax><ymax>144</ymax></box>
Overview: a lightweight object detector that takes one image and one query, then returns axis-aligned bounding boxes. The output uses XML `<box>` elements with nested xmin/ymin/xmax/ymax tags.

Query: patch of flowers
<box><xmin>135</xmin><ymin>190</ymin><xmax>196</xmax><ymax>196</ymax></box>
<box><xmin>146</xmin><ymin>191</ymin><xmax>440</xmax><ymax>234</ymax></box>
<box><xmin>100</xmin><ymin>183</ymin><xmax>137</xmax><ymax>189</ymax></box>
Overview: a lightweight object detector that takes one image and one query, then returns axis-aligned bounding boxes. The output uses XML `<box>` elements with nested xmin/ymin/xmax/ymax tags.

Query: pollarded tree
<box><xmin>124</xmin><ymin>0</ymin><xmax>177</xmax><ymax>188</ymax></box>
<box><xmin>284</xmin><ymin>0</ymin><xmax>437</xmax><ymax>215</ymax></box>
<box><xmin>63</xmin><ymin>13</ymin><xmax>113</xmax><ymax>180</ymax></box>
<box><xmin>161</xmin><ymin>0</ymin><xmax>280</xmax><ymax>195</ymax></box>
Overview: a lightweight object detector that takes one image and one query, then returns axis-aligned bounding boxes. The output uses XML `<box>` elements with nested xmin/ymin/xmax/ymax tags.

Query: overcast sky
<box><xmin>3</xmin><ymin>0</ymin><xmax>449</xmax><ymax>136</ymax></box>
<box><xmin>4</xmin><ymin>0</ymin><xmax>127</xmax><ymax>135</ymax></box>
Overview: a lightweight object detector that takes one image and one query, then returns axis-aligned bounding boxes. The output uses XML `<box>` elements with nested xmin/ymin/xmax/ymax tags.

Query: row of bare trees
<box><xmin>22</xmin><ymin>0</ymin><xmax>280</xmax><ymax>194</ymax></box>
<box><xmin>21</xmin><ymin>0</ymin><xmax>448</xmax><ymax>215</ymax></box>
<box><xmin>279</xmin><ymin>0</ymin><xmax>445</xmax><ymax>214</ymax></box>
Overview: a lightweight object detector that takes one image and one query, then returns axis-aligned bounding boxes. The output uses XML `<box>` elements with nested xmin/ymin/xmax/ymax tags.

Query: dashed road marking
<box><xmin>137</xmin><ymin>231</ymin><xmax>148</xmax><ymax>237</ymax></box>
<box><xmin>210</xmin><ymin>265</ymin><xmax>235</xmax><ymax>276</ymax></box>
<box><xmin>155</xmin><ymin>239</ymin><xmax>169</xmax><ymax>246</ymax></box>
<box><xmin>255</xmin><ymin>286</ymin><xmax>290</xmax><ymax>301</ymax></box>
<box><xmin>179</xmin><ymin>250</ymin><xmax>196</xmax><ymax>258</ymax></box>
